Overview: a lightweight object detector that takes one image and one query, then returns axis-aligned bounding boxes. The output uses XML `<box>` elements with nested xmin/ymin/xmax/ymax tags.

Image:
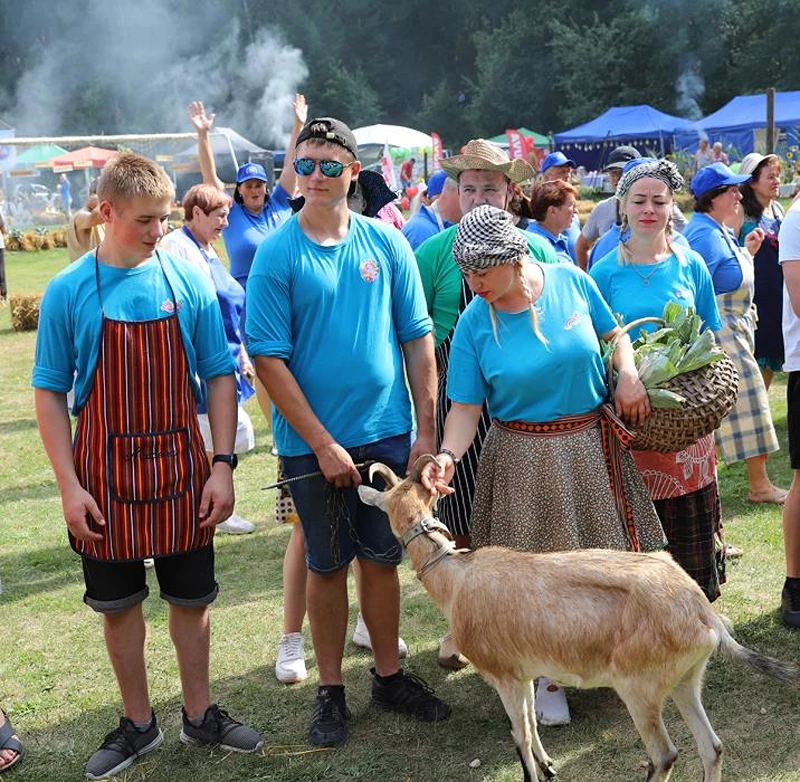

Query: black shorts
<box><xmin>82</xmin><ymin>545</ymin><xmax>218</xmax><ymax>614</ymax></box>
<box><xmin>788</xmin><ymin>373</ymin><xmax>800</xmax><ymax>469</ymax></box>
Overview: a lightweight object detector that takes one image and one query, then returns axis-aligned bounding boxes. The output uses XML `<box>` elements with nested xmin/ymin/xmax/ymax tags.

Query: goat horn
<box><xmin>368</xmin><ymin>462</ymin><xmax>400</xmax><ymax>488</ymax></box>
<box><xmin>408</xmin><ymin>453</ymin><xmax>440</xmax><ymax>484</ymax></box>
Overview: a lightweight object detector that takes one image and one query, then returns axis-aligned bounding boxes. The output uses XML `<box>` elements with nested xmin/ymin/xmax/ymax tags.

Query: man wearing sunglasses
<box><xmin>246</xmin><ymin>117</ymin><xmax>449</xmax><ymax>748</ymax></box>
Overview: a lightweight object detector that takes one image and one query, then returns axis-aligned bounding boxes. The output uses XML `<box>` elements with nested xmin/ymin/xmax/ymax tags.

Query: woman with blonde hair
<box><xmin>425</xmin><ymin>204</ymin><xmax>664</xmax><ymax>726</ymax></box>
<box><xmin>590</xmin><ymin>159</ymin><xmax>726</xmax><ymax>601</ymax></box>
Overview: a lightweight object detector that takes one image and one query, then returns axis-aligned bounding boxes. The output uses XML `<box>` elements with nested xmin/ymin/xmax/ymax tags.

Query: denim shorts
<box><xmin>281</xmin><ymin>432</ymin><xmax>410</xmax><ymax>574</ymax></box>
<box><xmin>82</xmin><ymin>545</ymin><xmax>219</xmax><ymax>613</ymax></box>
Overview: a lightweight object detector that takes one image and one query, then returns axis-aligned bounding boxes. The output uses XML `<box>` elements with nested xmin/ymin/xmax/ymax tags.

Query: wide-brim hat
<box><xmin>738</xmin><ymin>152</ymin><xmax>780</xmax><ymax>177</ymax></box>
<box><xmin>441</xmin><ymin>139</ymin><xmax>534</xmax><ymax>184</ymax></box>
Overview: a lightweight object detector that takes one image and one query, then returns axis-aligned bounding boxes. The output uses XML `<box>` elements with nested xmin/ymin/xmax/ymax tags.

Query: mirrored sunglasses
<box><xmin>293</xmin><ymin>158</ymin><xmax>355</xmax><ymax>178</ymax></box>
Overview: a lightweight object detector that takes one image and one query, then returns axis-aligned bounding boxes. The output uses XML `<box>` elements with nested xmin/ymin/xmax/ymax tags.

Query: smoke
<box><xmin>675</xmin><ymin>62</ymin><xmax>705</xmax><ymax>121</ymax></box>
<box><xmin>0</xmin><ymin>1</ymin><xmax>308</xmax><ymax>147</ymax></box>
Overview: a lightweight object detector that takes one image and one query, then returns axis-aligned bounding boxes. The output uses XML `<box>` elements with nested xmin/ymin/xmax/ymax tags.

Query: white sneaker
<box><xmin>352</xmin><ymin>613</ymin><xmax>408</xmax><ymax>658</ymax></box>
<box><xmin>275</xmin><ymin>632</ymin><xmax>308</xmax><ymax>684</ymax></box>
<box><xmin>216</xmin><ymin>513</ymin><xmax>255</xmax><ymax>534</ymax></box>
<box><xmin>535</xmin><ymin>678</ymin><xmax>571</xmax><ymax>726</ymax></box>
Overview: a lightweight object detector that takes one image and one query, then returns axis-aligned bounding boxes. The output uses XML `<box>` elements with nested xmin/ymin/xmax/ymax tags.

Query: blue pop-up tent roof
<box><xmin>675</xmin><ymin>91</ymin><xmax>800</xmax><ymax>157</ymax></box>
<box><xmin>554</xmin><ymin>105</ymin><xmax>695</xmax><ymax>169</ymax></box>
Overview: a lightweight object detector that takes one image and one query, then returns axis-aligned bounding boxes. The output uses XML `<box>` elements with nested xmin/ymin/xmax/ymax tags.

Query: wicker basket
<box><xmin>610</xmin><ymin>317</ymin><xmax>739</xmax><ymax>454</ymax></box>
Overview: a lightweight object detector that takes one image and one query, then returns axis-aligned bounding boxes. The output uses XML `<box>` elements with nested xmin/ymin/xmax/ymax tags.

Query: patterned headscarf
<box><xmin>616</xmin><ymin>158</ymin><xmax>684</xmax><ymax>201</ymax></box>
<box><xmin>452</xmin><ymin>205</ymin><xmax>529</xmax><ymax>274</ymax></box>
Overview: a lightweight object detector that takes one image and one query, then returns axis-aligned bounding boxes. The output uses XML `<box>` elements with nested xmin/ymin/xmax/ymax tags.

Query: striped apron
<box><xmin>713</xmin><ymin>229</ymin><xmax>779</xmax><ymax>463</ymax></box>
<box><xmin>434</xmin><ymin>277</ymin><xmax>491</xmax><ymax>537</ymax></box>
<box><xmin>71</xmin><ymin>253</ymin><xmax>212</xmax><ymax>561</ymax></box>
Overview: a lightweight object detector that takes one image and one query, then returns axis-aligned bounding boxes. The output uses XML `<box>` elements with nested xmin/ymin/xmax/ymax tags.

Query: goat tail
<box><xmin>714</xmin><ymin>615</ymin><xmax>798</xmax><ymax>683</ymax></box>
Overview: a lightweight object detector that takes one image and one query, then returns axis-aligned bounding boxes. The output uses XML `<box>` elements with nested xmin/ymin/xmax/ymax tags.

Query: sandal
<box><xmin>747</xmin><ymin>487</ymin><xmax>789</xmax><ymax>504</ymax></box>
<box><xmin>0</xmin><ymin>710</ymin><xmax>23</xmax><ymax>772</ymax></box>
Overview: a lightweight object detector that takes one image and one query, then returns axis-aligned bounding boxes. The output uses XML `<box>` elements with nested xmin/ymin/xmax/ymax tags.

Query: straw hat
<box><xmin>441</xmin><ymin>139</ymin><xmax>534</xmax><ymax>183</ymax></box>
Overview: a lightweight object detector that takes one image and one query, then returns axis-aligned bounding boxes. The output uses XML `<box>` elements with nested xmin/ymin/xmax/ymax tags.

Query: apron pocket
<box><xmin>108</xmin><ymin>428</ymin><xmax>192</xmax><ymax>503</ymax></box>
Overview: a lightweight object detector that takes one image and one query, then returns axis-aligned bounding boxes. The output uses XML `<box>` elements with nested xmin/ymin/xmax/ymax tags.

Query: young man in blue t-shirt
<box><xmin>33</xmin><ymin>152</ymin><xmax>261</xmax><ymax>779</ymax></box>
<box><xmin>247</xmin><ymin>117</ymin><xmax>450</xmax><ymax>747</ymax></box>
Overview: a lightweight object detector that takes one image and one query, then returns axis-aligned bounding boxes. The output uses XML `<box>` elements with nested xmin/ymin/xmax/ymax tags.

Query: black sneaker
<box><xmin>309</xmin><ymin>685</ymin><xmax>351</xmax><ymax>747</ymax></box>
<box><xmin>782</xmin><ymin>582</ymin><xmax>800</xmax><ymax>629</ymax></box>
<box><xmin>84</xmin><ymin>712</ymin><xmax>163</xmax><ymax>779</ymax></box>
<box><xmin>370</xmin><ymin>668</ymin><xmax>451</xmax><ymax>722</ymax></box>
<box><xmin>179</xmin><ymin>704</ymin><xmax>263</xmax><ymax>753</ymax></box>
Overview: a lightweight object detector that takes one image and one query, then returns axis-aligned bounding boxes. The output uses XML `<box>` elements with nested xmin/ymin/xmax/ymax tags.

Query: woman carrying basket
<box><xmin>423</xmin><ymin>204</ymin><xmax>665</xmax><ymax>726</ymax></box>
<box><xmin>684</xmin><ymin>162</ymin><xmax>787</xmax><ymax>505</ymax></box>
<box><xmin>590</xmin><ymin>158</ymin><xmax>725</xmax><ymax>602</ymax></box>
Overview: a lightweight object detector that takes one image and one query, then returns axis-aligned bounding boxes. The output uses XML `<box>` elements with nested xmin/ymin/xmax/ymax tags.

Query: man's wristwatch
<box><xmin>212</xmin><ymin>453</ymin><xmax>238</xmax><ymax>470</ymax></box>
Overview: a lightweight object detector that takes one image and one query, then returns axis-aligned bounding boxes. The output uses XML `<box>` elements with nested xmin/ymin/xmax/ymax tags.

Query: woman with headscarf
<box><xmin>736</xmin><ymin>153</ymin><xmax>785</xmax><ymax>389</ymax></box>
<box><xmin>424</xmin><ymin>204</ymin><xmax>665</xmax><ymax>727</ymax></box>
<box><xmin>684</xmin><ymin>162</ymin><xmax>787</xmax><ymax>505</ymax></box>
<box><xmin>590</xmin><ymin>159</ymin><xmax>726</xmax><ymax>602</ymax></box>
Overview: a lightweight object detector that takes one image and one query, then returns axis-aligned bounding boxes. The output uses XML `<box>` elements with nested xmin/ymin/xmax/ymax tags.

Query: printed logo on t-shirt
<box><xmin>160</xmin><ymin>299</ymin><xmax>184</xmax><ymax>313</ymax></box>
<box><xmin>564</xmin><ymin>312</ymin><xmax>582</xmax><ymax>330</ymax></box>
<box><xmin>360</xmin><ymin>259</ymin><xmax>380</xmax><ymax>283</ymax></box>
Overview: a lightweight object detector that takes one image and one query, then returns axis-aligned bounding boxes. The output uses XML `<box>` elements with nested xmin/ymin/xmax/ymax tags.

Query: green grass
<box><xmin>1</xmin><ymin>248</ymin><xmax>799</xmax><ymax>781</ymax></box>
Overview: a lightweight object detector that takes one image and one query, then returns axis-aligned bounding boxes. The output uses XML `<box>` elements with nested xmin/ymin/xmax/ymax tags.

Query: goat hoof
<box><xmin>537</xmin><ymin>759</ymin><xmax>557</xmax><ymax>780</ymax></box>
<box><xmin>437</xmin><ymin>653</ymin><xmax>469</xmax><ymax>670</ymax></box>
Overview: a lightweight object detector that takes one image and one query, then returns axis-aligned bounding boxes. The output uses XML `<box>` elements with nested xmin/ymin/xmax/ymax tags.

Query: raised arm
<box><xmin>276</xmin><ymin>94</ymin><xmax>308</xmax><ymax>197</ymax></box>
<box><xmin>188</xmin><ymin>100</ymin><xmax>225</xmax><ymax>192</ymax></box>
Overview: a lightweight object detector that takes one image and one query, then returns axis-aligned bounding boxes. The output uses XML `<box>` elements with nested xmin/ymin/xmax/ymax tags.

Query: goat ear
<box><xmin>408</xmin><ymin>453</ymin><xmax>440</xmax><ymax>484</ymax></box>
<box><xmin>368</xmin><ymin>462</ymin><xmax>400</xmax><ymax>488</ymax></box>
<box><xmin>357</xmin><ymin>485</ymin><xmax>388</xmax><ymax>511</ymax></box>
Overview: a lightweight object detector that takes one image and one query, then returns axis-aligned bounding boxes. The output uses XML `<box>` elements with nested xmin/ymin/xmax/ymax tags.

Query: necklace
<box><xmin>630</xmin><ymin>262</ymin><xmax>662</xmax><ymax>286</ymax></box>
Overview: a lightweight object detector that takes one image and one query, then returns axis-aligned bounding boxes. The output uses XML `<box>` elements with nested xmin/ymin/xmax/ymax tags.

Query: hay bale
<box><xmin>9</xmin><ymin>293</ymin><xmax>41</xmax><ymax>331</ymax></box>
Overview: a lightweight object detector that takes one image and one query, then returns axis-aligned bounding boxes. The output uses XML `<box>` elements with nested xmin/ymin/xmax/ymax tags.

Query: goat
<box><xmin>358</xmin><ymin>455</ymin><xmax>797</xmax><ymax>782</ymax></box>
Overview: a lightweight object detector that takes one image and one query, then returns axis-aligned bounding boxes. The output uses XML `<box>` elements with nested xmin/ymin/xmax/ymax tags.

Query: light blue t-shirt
<box><xmin>589</xmin><ymin>247</ymin><xmax>722</xmax><ymax>333</ymax></box>
<box><xmin>401</xmin><ymin>203</ymin><xmax>452</xmax><ymax>250</ymax></box>
<box><xmin>224</xmin><ymin>183</ymin><xmax>292</xmax><ymax>286</ymax></box>
<box><xmin>683</xmin><ymin>212</ymin><xmax>744</xmax><ymax>295</ymax></box>
<box><xmin>246</xmin><ymin>213</ymin><xmax>433</xmax><ymax>457</ymax></box>
<box><xmin>587</xmin><ymin>225</ymin><xmax>690</xmax><ymax>271</ymax></box>
<box><xmin>447</xmin><ymin>263</ymin><xmax>617</xmax><ymax>422</ymax></box>
<box><xmin>32</xmin><ymin>251</ymin><xmax>235</xmax><ymax>413</ymax></box>
<box><xmin>527</xmin><ymin>221</ymin><xmax>573</xmax><ymax>264</ymax></box>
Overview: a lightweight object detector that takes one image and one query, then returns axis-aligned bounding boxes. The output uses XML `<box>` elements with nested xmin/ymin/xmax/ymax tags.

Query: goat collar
<box><xmin>401</xmin><ymin>514</ymin><xmax>456</xmax><ymax>579</ymax></box>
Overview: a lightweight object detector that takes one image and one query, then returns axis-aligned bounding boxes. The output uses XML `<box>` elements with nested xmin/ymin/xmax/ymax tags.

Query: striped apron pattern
<box><xmin>714</xmin><ymin>232</ymin><xmax>779</xmax><ymax>464</ymax></box>
<box><xmin>434</xmin><ymin>277</ymin><xmax>491</xmax><ymax>537</ymax></box>
<box><xmin>71</xmin><ymin>253</ymin><xmax>212</xmax><ymax>561</ymax></box>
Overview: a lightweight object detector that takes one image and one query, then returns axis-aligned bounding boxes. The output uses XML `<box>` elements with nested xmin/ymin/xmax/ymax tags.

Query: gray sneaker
<box><xmin>179</xmin><ymin>704</ymin><xmax>263</xmax><ymax>753</ymax></box>
<box><xmin>85</xmin><ymin>712</ymin><xmax>163</xmax><ymax>779</ymax></box>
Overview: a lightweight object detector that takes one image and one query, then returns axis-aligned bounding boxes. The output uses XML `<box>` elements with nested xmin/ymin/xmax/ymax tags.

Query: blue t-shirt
<box><xmin>589</xmin><ymin>247</ymin><xmax>722</xmax><ymax>333</ymax></box>
<box><xmin>527</xmin><ymin>221</ymin><xmax>573</xmax><ymax>264</ymax></box>
<box><xmin>566</xmin><ymin>214</ymin><xmax>581</xmax><ymax>263</ymax></box>
<box><xmin>246</xmin><ymin>213</ymin><xmax>433</xmax><ymax>457</ymax></box>
<box><xmin>401</xmin><ymin>203</ymin><xmax>452</xmax><ymax>250</ymax></box>
<box><xmin>447</xmin><ymin>263</ymin><xmax>617</xmax><ymax>422</ymax></box>
<box><xmin>683</xmin><ymin>212</ymin><xmax>744</xmax><ymax>295</ymax></box>
<box><xmin>224</xmin><ymin>183</ymin><xmax>292</xmax><ymax>286</ymax></box>
<box><xmin>32</xmin><ymin>251</ymin><xmax>235</xmax><ymax>413</ymax></box>
<box><xmin>587</xmin><ymin>225</ymin><xmax>690</xmax><ymax>271</ymax></box>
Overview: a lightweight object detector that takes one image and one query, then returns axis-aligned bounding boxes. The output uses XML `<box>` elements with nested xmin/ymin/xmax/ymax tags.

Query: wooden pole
<box><xmin>766</xmin><ymin>88</ymin><xmax>775</xmax><ymax>154</ymax></box>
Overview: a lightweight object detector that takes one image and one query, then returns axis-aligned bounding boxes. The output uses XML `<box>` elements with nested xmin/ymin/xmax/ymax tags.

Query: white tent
<box><xmin>353</xmin><ymin>124</ymin><xmax>432</xmax><ymax>149</ymax></box>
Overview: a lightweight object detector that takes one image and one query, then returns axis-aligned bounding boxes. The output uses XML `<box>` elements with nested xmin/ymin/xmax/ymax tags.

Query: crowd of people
<box><xmin>2</xmin><ymin>99</ymin><xmax>799</xmax><ymax>777</ymax></box>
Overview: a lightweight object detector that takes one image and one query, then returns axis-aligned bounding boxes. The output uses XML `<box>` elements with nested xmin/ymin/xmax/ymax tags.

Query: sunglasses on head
<box><xmin>293</xmin><ymin>158</ymin><xmax>355</xmax><ymax>178</ymax></box>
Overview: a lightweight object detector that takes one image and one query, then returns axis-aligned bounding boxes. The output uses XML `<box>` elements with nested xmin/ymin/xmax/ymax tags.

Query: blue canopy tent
<box><xmin>675</xmin><ymin>91</ymin><xmax>800</xmax><ymax>159</ymax></box>
<box><xmin>554</xmin><ymin>105</ymin><xmax>695</xmax><ymax>170</ymax></box>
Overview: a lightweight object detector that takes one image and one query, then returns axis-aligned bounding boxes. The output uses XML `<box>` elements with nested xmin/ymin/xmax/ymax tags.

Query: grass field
<box><xmin>1</xmin><ymin>248</ymin><xmax>799</xmax><ymax>781</ymax></box>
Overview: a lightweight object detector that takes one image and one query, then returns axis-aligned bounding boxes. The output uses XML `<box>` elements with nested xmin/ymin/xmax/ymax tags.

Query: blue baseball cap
<box><xmin>236</xmin><ymin>162</ymin><xmax>269</xmax><ymax>184</ymax></box>
<box><xmin>426</xmin><ymin>170</ymin><xmax>448</xmax><ymax>198</ymax></box>
<box><xmin>540</xmin><ymin>151</ymin><xmax>576</xmax><ymax>173</ymax></box>
<box><xmin>690</xmin><ymin>162</ymin><xmax>750</xmax><ymax>198</ymax></box>
<box><xmin>621</xmin><ymin>156</ymin><xmax>658</xmax><ymax>174</ymax></box>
